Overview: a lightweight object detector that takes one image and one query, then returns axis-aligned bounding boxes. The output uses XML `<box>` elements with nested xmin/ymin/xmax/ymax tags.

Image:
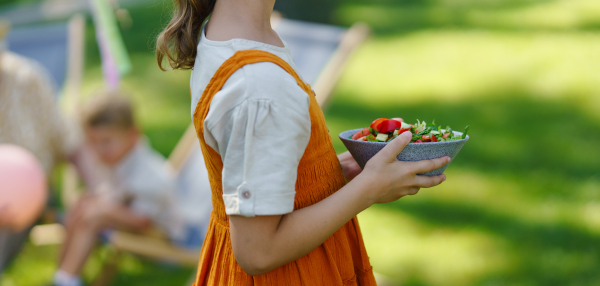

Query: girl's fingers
<box><xmin>374</xmin><ymin>131</ymin><xmax>412</xmax><ymax>163</ymax></box>
<box><xmin>414</xmin><ymin>174</ymin><xmax>446</xmax><ymax>188</ymax></box>
<box><xmin>409</xmin><ymin>156</ymin><xmax>451</xmax><ymax>174</ymax></box>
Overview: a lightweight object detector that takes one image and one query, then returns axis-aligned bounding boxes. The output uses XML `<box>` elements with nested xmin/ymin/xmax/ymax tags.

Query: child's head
<box><xmin>83</xmin><ymin>91</ymin><xmax>139</xmax><ymax>166</ymax></box>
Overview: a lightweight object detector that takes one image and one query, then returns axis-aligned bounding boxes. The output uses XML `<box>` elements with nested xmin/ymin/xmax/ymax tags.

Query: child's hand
<box><xmin>360</xmin><ymin>131</ymin><xmax>450</xmax><ymax>204</ymax></box>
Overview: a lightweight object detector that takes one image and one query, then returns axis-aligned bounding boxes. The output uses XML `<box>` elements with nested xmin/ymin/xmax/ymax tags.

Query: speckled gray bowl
<box><xmin>339</xmin><ymin>128</ymin><xmax>469</xmax><ymax>176</ymax></box>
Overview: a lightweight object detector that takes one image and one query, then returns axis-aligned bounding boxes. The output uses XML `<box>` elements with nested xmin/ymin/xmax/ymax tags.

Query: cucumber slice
<box><xmin>376</xmin><ymin>133</ymin><xmax>389</xmax><ymax>142</ymax></box>
<box><xmin>400</xmin><ymin>122</ymin><xmax>412</xmax><ymax>129</ymax></box>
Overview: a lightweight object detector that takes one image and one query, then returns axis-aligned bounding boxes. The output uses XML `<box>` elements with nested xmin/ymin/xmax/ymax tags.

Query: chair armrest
<box><xmin>109</xmin><ymin>231</ymin><xmax>200</xmax><ymax>266</ymax></box>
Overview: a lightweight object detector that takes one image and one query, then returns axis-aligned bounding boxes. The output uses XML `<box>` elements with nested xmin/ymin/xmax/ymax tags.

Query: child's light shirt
<box><xmin>190</xmin><ymin>24</ymin><xmax>312</xmax><ymax>217</ymax></box>
<box><xmin>95</xmin><ymin>138</ymin><xmax>183</xmax><ymax>239</ymax></box>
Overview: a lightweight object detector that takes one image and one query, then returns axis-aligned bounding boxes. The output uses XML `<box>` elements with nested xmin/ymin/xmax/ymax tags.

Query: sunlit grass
<box><xmin>325</xmin><ymin>27</ymin><xmax>600</xmax><ymax>284</ymax></box>
<box><xmin>336</xmin><ymin>30</ymin><xmax>600</xmax><ymax>121</ymax></box>
<box><xmin>358</xmin><ymin>206</ymin><xmax>507</xmax><ymax>286</ymax></box>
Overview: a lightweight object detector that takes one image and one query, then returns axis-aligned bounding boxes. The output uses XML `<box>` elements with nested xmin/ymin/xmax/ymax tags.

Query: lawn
<box><xmin>2</xmin><ymin>0</ymin><xmax>600</xmax><ymax>285</ymax></box>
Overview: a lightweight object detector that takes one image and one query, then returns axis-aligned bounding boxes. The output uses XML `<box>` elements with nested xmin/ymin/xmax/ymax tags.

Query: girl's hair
<box><xmin>156</xmin><ymin>0</ymin><xmax>216</xmax><ymax>70</ymax></box>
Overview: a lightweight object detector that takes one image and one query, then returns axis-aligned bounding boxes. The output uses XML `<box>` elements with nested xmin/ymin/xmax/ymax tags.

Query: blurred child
<box><xmin>53</xmin><ymin>92</ymin><xmax>181</xmax><ymax>286</ymax></box>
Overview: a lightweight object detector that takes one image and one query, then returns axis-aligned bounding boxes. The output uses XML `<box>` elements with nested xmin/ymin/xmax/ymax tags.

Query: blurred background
<box><xmin>1</xmin><ymin>0</ymin><xmax>600</xmax><ymax>285</ymax></box>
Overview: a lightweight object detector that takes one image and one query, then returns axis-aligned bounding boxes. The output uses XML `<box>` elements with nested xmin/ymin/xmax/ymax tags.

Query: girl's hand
<box><xmin>338</xmin><ymin>151</ymin><xmax>362</xmax><ymax>182</ymax></box>
<box><xmin>359</xmin><ymin>131</ymin><xmax>450</xmax><ymax>204</ymax></box>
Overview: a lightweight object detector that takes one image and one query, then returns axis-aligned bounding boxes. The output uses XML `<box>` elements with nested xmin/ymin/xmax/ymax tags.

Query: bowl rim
<box><xmin>339</xmin><ymin>128</ymin><xmax>469</xmax><ymax>145</ymax></box>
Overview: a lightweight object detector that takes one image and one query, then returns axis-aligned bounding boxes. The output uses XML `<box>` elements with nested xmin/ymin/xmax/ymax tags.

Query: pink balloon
<box><xmin>0</xmin><ymin>144</ymin><xmax>47</xmax><ymax>231</ymax></box>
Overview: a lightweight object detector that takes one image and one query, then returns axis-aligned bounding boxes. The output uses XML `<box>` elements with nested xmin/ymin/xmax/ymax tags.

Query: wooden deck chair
<box><xmin>5</xmin><ymin>14</ymin><xmax>84</xmax><ymax>101</ymax></box>
<box><xmin>70</xmin><ymin>15</ymin><xmax>369</xmax><ymax>286</ymax></box>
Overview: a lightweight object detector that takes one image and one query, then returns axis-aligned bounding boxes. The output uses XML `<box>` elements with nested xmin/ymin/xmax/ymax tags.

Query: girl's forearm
<box><xmin>275</xmin><ymin>174</ymin><xmax>374</xmax><ymax>259</ymax></box>
<box><xmin>229</xmin><ymin>174</ymin><xmax>375</xmax><ymax>275</ymax></box>
<box><xmin>229</xmin><ymin>134</ymin><xmax>449</xmax><ymax>276</ymax></box>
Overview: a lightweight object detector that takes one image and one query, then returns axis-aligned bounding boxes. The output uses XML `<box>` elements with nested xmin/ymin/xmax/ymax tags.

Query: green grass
<box><xmin>2</xmin><ymin>0</ymin><xmax>600</xmax><ymax>285</ymax></box>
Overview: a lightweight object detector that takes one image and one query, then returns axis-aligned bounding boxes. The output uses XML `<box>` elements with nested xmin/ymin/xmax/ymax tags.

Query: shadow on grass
<box><xmin>325</xmin><ymin>92</ymin><xmax>600</xmax><ymax>181</ymax></box>
<box><xmin>110</xmin><ymin>259</ymin><xmax>194</xmax><ymax>286</ymax></box>
<box><xmin>378</xmin><ymin>199</ymin><xmax>600</xmax><ymax>285</ymax></box>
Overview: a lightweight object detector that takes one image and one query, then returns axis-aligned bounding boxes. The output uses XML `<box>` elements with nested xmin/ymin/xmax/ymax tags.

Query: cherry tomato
<box><xmin>352</xmin><ymin>127</ymin><xmax>370</xmax><ymax>140</ymax></box>
<box><xmin>370</xmin><ymin>118</ymin><xmax>388</xmax><ymax>131</ymax></box>
<box><xmin>378</xmin><ymin>119</ymin><xmax>403</xmax><ymax>133</ymax></box>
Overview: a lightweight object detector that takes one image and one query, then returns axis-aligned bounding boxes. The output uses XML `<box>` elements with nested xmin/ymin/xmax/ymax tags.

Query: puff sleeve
<box><xmin>203</xmin><ymin>63</ymin><xmax>311</xmax><ymax>217</ymax></box>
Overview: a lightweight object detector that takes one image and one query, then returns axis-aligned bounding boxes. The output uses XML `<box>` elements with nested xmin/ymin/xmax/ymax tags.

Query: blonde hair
<box><xmin>155</xmin><ymin>0</ymin><xmax>216</xmax><ymax>70</ymax></box>
<box><xmin>83</xmin><ymin>91</ymin><xmax>135</xmax><ymax>130</ymax></box>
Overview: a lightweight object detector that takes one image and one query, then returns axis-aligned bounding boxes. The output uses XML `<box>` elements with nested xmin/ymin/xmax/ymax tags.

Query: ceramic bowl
<box><xmin>339</xmin><ymin>128</ymin><xmax>469</xmax><ymax>176</ymax></box>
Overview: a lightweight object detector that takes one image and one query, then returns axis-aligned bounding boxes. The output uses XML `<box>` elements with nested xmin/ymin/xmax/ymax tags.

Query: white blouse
<box><xmin>190</xmin><ymin>24</ymin><xmax>311</xmax><ymax>217</ymax></box>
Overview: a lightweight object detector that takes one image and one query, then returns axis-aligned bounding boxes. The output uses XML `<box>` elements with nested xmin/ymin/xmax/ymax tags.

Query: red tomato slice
<box><xmin>415</xmin><ymin>139</ymin><xmax>423</xmax><ymax>143</ymax></box>
<box><xmin>443</xmin><ymin>133</ymin><xmax>450</xmax><ymax>139</ymax></box>
<box><xmin>431</xmin><ymin>134</ymin><xmax>438</xmax><ymax>142</ymax></box>
<box><xmin>378</xmin><ymin>119</ymin><xmax>403</xmax><ymax>133</ymax></box>
<box><xmin>398</xmin><ymin>128</ymin><xmax>411</xmax><ymax>135</ymax></box>
<box><xmin>370</xmin><ymin>118</ymin><xmax>388</xmax><ymax>131</ymax></box>
<box><xmin>352</xmin><ymin>127</ymin><xmax>370</xmax><ymax>140</ymax></box>
<box><xmin>421</xmin><ymin>135</ymin><xmax>431</xmax><ymax>142</ymax></box>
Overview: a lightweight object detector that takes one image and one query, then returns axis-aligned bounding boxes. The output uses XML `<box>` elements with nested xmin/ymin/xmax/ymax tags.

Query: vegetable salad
<box><xmin>351</xmin><ymin>118</ymin><xmax>469</xmax><ymax>143</ymax></box>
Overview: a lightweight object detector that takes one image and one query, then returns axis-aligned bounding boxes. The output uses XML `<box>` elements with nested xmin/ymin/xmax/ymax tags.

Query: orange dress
<box><xmin>192</xmin><ymin>50</ymin><xmax>377</xmax><ymax>286</ymax></box>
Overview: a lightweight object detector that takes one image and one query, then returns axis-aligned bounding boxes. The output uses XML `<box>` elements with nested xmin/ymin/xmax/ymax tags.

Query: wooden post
<box><xmin>313</xmin><ymin>22</ymin><xmax>370</xmax><ymax>108</ymax></box>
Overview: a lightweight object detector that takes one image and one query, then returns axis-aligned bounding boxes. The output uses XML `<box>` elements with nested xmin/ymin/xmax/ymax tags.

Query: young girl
<box><xmin>156</xmin><ymin>0</ymin><xmax>450</xmax><ymax>284</ymax></box>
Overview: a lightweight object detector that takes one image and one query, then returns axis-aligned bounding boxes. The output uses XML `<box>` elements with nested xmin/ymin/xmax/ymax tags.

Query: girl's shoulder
<box><xmin>201</xmin><ymin>59</ymin><xmax>311</xmax><ymax>129</ymax></box>
<box><xmin>240</xmin><ymin>60</ymin><xmax>309</xmax><ymax>102</ymax></box>
<box><xmin>191</xmin><ymin>39</ymin><xmax>309</xmax><ymax>116</ymax></box>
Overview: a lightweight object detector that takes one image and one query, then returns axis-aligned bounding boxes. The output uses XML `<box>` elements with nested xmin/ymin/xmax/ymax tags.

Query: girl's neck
<box><xmin>205</xmin><ymin>0</ymin><xmax>283</xmax><ymax>48</ymax></box>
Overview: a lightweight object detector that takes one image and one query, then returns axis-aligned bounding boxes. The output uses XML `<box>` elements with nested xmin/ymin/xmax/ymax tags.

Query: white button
<box><xmin>242</xmin><ymin>190</ymin><xmax>251</xmax><ymax>199</ymax></box>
